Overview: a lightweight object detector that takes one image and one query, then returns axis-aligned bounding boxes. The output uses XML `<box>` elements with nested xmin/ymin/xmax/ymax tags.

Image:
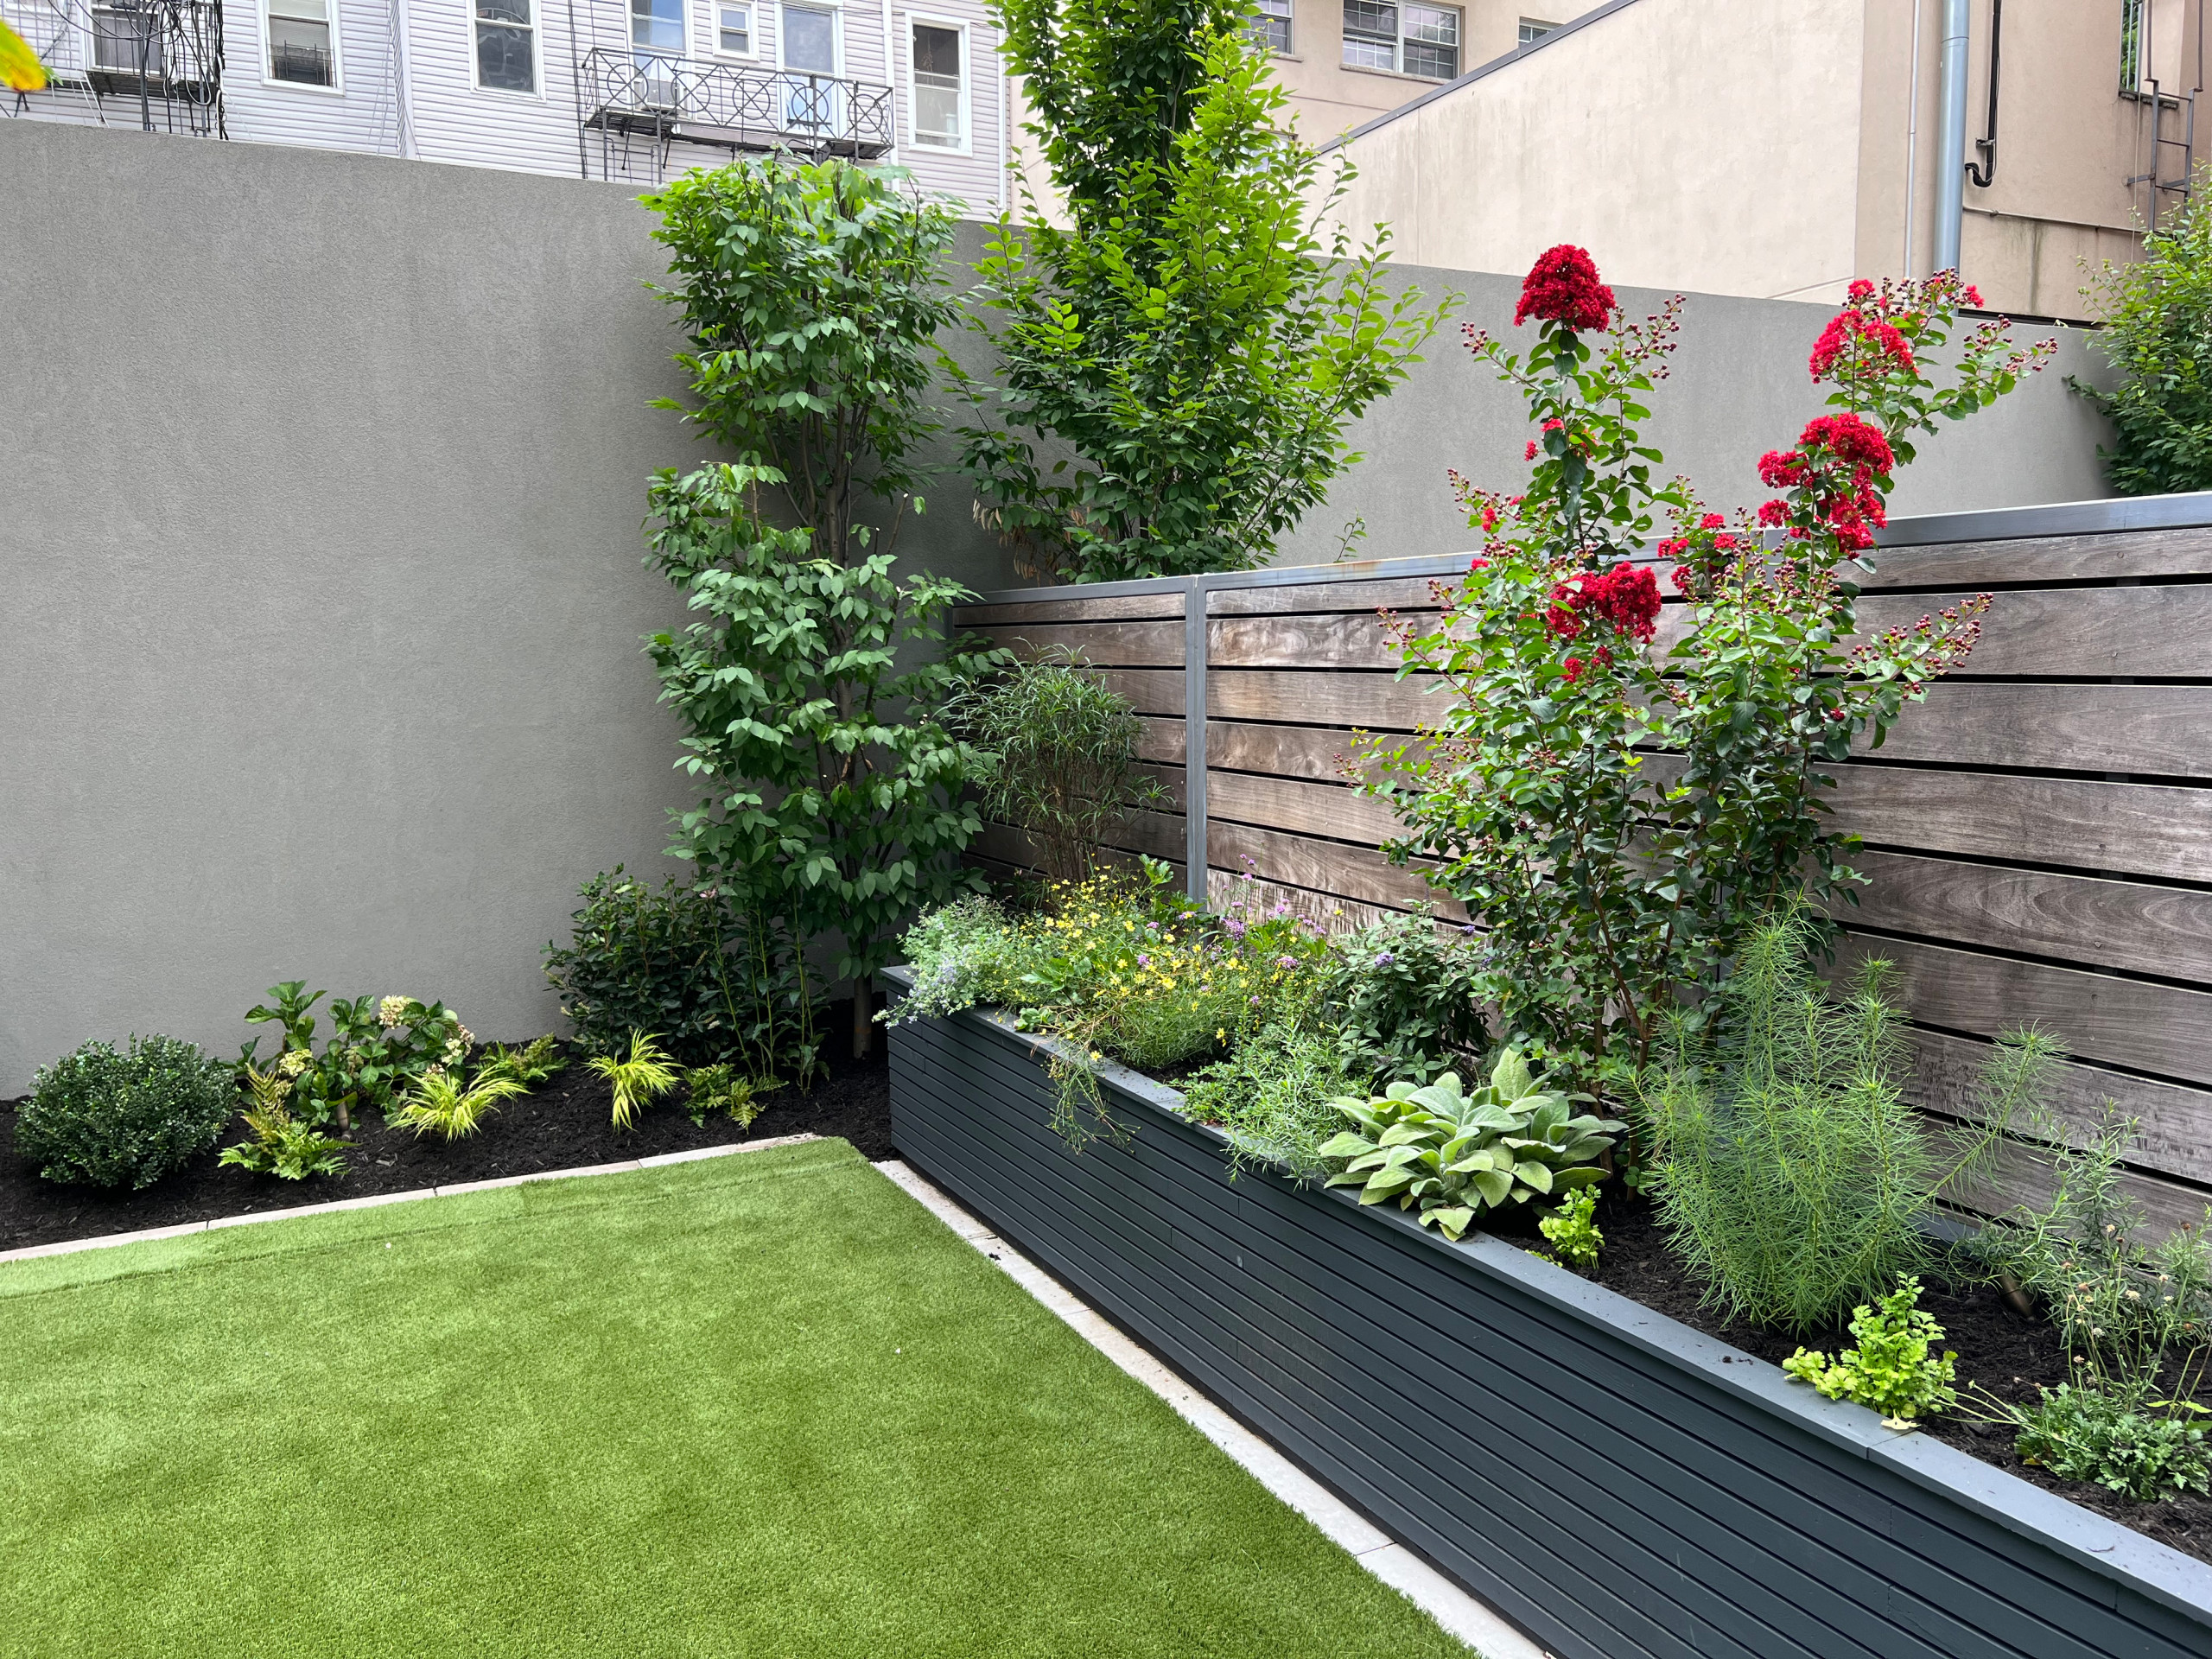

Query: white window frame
<box><xmin>709</xmin><ymin>0</ymin><xmax>759</xmax><ymax>60</ymax></box>
<box><xmin>629</xmin><ymin>0</ymin><xmax>690</xmax><ymax>60</ymax></box>
<box><xmin>1250</xmin><ymin>0</ymin><xmax>1293</xmax><ymax>57</ymax></box>
<box><xmin>1341</xmin><ymin>0</ymin><xmax>1460</xmax><ymax>81</ymax></box>
<box><xmin>258</xmin><ymin>0</ymin><xmax>343</xmax><ymax>93</ymax></box>
<box><xmin>467</xmin><ymin>0</ymin><xmax>543</xmax><ymax>97</ymax></box>
<box><xmin>904</xmin><ymin>12</ymin><xmax>969</xmax><ymax>156</ymax></box>
<box><xmin>1516</xmin><ymin>17</ymin><xmax>1555</xmax><ymax>47</ymax></box>
<box><xmin>776</xmin><ymin>0</ymin><xmax>842</xmax><ymax>76</ymax></box>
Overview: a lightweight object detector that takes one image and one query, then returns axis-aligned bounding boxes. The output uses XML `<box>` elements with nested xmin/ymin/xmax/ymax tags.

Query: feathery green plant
<box><xmin>474</xmin><ymin>1036</ymin><xmax>568</xmax><ymax>1090</ymax></box>
<box><xmin>684</xmin><ymin>1063</ymin><xmax>766</xmax><ymax>1129</ymax></box>
<box><xmin>589</xmin><ymin>1032</ymin><xmax>683</xmax><ymax>1130</ymax></box>
<box><xmin>1637</xmin><ymin>911</ymin><xmax>2059</xmax><ymax>1331</ymax></box>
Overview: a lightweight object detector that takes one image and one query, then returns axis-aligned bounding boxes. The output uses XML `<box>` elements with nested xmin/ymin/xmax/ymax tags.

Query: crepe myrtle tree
<box><xmin>644</xmin><ymin>156</ymin><xmax>994</xmax><ymax>1058</ymax></box>
<box><xmin>1362</xmin><ymin>248</ymin><xmax>2053</xmax><ymax>1087</ymax></box>
<box><xmin>956</xmin><ymin>0</ymin><xmax>1446</xmax><ymax>581</ymax></box>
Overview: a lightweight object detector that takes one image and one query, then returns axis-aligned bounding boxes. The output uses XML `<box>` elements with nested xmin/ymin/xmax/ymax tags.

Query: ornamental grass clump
<box><xmin>1637</xmin><ymin>912</ymin><xmax>2060</xmax><ymax>1332</ymax></box>
<box><xmin>1363</xmin><ymin>249</ymin><xmax>2054</xmax><ymax>1087</ymax></box>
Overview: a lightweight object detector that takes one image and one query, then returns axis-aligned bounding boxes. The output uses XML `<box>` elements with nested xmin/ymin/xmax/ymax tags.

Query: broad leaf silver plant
<box><xmin>1318</xmin><ymin>1049</ymin><xmax>1624</xmax><ymax>1241</ymax></box>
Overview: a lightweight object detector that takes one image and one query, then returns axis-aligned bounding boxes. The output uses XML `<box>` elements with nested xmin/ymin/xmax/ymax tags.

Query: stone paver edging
<box><xmin>0</xmin><ymin>1135</ymin><xmax>824</xmax><ymax>1266</ymax></box>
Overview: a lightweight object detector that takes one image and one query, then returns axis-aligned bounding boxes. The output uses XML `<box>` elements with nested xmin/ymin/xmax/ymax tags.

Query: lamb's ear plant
<box><xmin>1636</xmin><ymin>909</ymin><xmax>2059</xmax><ymax>1332</ymax></box>
<box><xmin>589</xmin><ymin>1032</ymin><xmax>683</xmax><ymax>1130</ymax></box>
<box><xmin>387</xmin><ymin>1066</ymin><xmax>527</xmax><ymax>1141</ymax></box>
<box><xmin>1318</xmin><ymin>1047</ymin><xmax>1623</xmax><ymax>1242</ymax></box>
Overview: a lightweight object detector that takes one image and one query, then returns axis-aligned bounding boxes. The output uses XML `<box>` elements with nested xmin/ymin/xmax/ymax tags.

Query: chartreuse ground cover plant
<box><xmin>1783</xmin><ymin>1275</ymin><xmax>1960</xmax><ymax>1429</ymax></box>
<box><xmin>1363</xmin><ymin>248</ymin><xmax>2054</xmax><ymax>1090</ymax></box>
<box><xmin>0</xmin><ymin>1142</ymin><xmax>1473</xmax><ymax>1658</ymax></box>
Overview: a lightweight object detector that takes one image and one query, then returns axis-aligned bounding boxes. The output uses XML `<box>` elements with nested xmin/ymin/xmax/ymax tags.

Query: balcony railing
<box><xmin>578</xmin><ymin>47</ymin><xmax>893</xmax><ymax>165</ymax></box>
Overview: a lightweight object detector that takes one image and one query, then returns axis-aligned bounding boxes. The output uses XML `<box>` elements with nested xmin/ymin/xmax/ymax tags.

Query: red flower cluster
<box><xmin>1515</xmin><ymin>245</ymin><xmax>1617</xmax><ymax>334</ymax></box>
<box><xmin>1808</xmin><ymin>308</ymin><xmax>1915</xmax><ymax>381</ymax></box>
<box><xmin>1756</xmin><ymin>413</ymin><xmax>1895</xmax><ymax>551</ymax></box>
<box><xmin>1658</xmin><ymin>513</ymin><xmax>1739</xmax><ymax>592</ymax></box>
<box><xmin>1545</xmin><ymin>563</ymin><xmax>1662</xmax><ymax>644</ymax></box>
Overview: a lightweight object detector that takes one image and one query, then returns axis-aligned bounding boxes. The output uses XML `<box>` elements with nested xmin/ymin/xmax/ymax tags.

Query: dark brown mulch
<box><xmin>1577</xmin><ymin>1189</ymin><xmax>2212</xmax><ymax>1565</ymax></box>
<box><xmin>0</xmin><ymin>1001</ymin><xmax>889</xmax><ymax>1255</ymax></box>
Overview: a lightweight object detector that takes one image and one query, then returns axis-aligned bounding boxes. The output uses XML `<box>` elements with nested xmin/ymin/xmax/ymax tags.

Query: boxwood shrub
<box><xmin>15</xmin><ymin>1035</ymin><xmax>238</xmax><ymax>1189</ymax></box>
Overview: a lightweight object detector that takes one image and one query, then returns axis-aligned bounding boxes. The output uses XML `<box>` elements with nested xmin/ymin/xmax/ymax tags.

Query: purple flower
<box><xmin>1375</xmin><ymin>952</ymin><xmax>1395</xmax><ymax>968</ymax></box>
<box><xmin>1136</xmin><ymin>954</ymin><xmax>1151</xmax><ymax>968</ymax></box>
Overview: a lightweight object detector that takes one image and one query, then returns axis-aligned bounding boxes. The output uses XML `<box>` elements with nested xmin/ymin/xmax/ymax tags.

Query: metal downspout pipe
<box><xmin>1933</xmin><ymin>0</ymin><xmax>1971</xmax><ymax>275</ymax></box>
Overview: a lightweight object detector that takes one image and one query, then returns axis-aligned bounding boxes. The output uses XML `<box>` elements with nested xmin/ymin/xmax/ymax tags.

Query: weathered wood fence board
<box><xmin>952</xmin><ymin>499</ymin><xmax>2212</xmax><ymax>1215</ymax></box>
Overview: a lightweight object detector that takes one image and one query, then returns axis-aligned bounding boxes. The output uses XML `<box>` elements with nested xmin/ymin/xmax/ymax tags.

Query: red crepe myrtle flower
<box><xmin>1811</xmin><ymin>310</ymin><xmax>1916</xmax><ymax>381</ymax></box>
<box><xmin>1525</xmin><ymin>441</ymin><xmax>1540</xmax><ymax>461</ymax></box>
<box><xmin>1468</xmin><ymin>556</ymin><xmax>1491</xmax><ymax>572</ymax></box>
<box><xmin>1799</xmin><ymin>413</ymin><xmax>1893</xmax><ymax>473</ymax></box>
<box><xmin>1700</xmin><ymin>512</ymin><xmax>1726</xmax><ymax>529</ymax></box>
<box><xmin>1515</xmin><ymin>245</ymin><xmax>1617</xmax><ymax>334</ymax></box>
<box><xmin>1546</xmin><ymin>563</ymin><xmax>1662</xmax><ymax>644</ymax></box>
<box><xmin>1561</xmin><ymin>655</ymin><xmax>1586</xmax><ymax>683</ymax></box>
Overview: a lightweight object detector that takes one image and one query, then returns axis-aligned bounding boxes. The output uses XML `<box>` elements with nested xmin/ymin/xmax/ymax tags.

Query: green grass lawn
<box><xmin>0</xmin><ymin>1139</ymin><xmax>1471</xmax><ymax>1658</ymax></box>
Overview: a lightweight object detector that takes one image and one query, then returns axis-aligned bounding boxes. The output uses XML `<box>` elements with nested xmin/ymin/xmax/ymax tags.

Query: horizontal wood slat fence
<box><xmin>954</xmin><ymin>494</ymin><xmax>2212</xmax><ymax>1230</ymax></box>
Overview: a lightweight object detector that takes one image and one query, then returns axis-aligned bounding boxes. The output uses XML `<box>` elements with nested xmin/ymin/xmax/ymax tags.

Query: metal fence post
<box><xmin>1184</xmin><ymin>575</ymin><xmax>1210</xmax><ymax>902</ymax></box>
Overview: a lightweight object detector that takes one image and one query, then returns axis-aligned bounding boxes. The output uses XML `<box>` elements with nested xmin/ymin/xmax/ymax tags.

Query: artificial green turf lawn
<box><xmin>0</xmin><ymin>1139</ymin><xmax>1472</xmax><ymax>1658</ymax></box>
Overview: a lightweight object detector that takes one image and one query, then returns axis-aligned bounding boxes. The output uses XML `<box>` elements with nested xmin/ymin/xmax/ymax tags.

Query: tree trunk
<box><xmin>852</xmin><ymin>975</ymin><xmax>873</xmax><ymax>1060</ymax></box>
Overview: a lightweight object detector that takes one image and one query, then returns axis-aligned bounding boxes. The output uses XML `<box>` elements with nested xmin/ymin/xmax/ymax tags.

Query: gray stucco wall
<box><xmin>1271</xmin><ymin>263</ymin><xmax>2115</xmax><ymax>567</ymax></box>
<box><xmin>0</xmin><ymin>118</ymin><xmax>2117</xmax><ymax>1091</ymax></box>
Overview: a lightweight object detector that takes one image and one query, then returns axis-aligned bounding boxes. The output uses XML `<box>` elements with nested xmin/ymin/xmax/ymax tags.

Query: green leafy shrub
<box><xmin>1313</xmin><ymin>912</ymin><xmax>1487</xmax><ymax>1086</ymax></box>
<box><xmin>960</xmin><ymin>3</ymin><xmax>1444</xmax><ymax>581</ymax></box>
<box><xmin>644</xmin><ymin>157</ymin><xmax>992</xmax><ymax>1061</ymax></box>
<box><xmin>1319</xmin><ymin>1050</ymin><xmax>1622</xmax><ymax>1242</ymax></box>
<box><xmin>1182</xmin><ymin>1022</ymin><xmax>1359</xmax><ymax>1180</ymax></box>
<box><xmin>589</xmin><ymin>1032</ymin><xmax>683</xmax><ymax>1131</ymax></box>
<box><xmin>1783</xmin><ymin>1276</ymin><xmax>1959</xmax><ymax>1427</ymax></box>
<box><xmin>544</xmin><ymin>868</ymin><xmax>817</xmax><ymax>1081</ymax></box>
<box><xmin>2074</xmin><ymin>176</ymin><xmax>2212</xmax><ymax>495</ymax></box>
<box><xmin>683</xmin><ymin>1064</ymin><xmax>766</xmax><ymax>1129</ymax></box>
<box><xmin>2009</xmin><ymin>1385</ymin><xmax>2211</xmax><ymax>1501</ymax></box>
<box><xmin>1637</xmin><ymin>912</ymin><xmax>2056</xmax><ymax>1331</ymax></box>
<box><xmin>1964</xmin><ymin>1112</ymin><xmax>2212</xmax><ymax>1491</ymax></box>
<box><xmin>16</xmin><ymin>1034</ymin><xmax>237</xmax><ymax>1189</ymax></box>
<box><xmin>892</xmin><ymin>895</ymin><xmax>1037</xmax><ymax>1024</ymax></box>
<box><xmin>949</xmin><ymin>647</ymin><xmax>1171</xmax><ymax>882</ymax></box>
<box><xmin>219</xmin><ymin>1068</ymin><xmax>350</xmax><ymax>1179</ymax></box>
<box><xmin>1538</xmin><ymin>1187</ymin><xmax>1603</xmax><ymax>1273</ymax></box>
<box><xmin>239</xmin><ymin>981</ymin><xmax>469</xmax><ymax>1131</ymax></box>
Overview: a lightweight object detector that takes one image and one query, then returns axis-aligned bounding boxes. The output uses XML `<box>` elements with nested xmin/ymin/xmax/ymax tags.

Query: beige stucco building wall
<box><xmin>1321</xmin><ymin>0</ymin><xmax>2200</xmax><ymax>321</ymax></box>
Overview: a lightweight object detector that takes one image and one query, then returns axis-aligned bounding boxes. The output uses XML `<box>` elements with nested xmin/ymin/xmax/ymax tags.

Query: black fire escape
<box><xmin>576</xmin><ymin>47</ymin><xmax>892</xmax><ymax>182</ymax></box>
<box><xmin>4</xmin><ymin>0</ymin><xmax>225</xmax><ymax>137</ymax></box>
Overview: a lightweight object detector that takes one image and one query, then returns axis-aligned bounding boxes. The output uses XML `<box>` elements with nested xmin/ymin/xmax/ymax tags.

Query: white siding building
<box><xmin>3</xmin><ymin>0</ymin><xmax>1013</xmax><ymax>207</ymax></box>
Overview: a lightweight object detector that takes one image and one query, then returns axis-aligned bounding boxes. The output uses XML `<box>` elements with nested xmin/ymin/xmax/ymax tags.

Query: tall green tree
<box><xmin>2075</xmin><ymin>175</ymin><xmax>2212</xmax><ymax>496</ymax></box>
<box><xmin>643</xmin><ymin>158</ymin><xmax>993</xmax><ymax>1058</ymax></box>
<box><xmin>959</xmin><ymin>3</ymin><xmax>1447</xmax><ymax>582</ymax></box>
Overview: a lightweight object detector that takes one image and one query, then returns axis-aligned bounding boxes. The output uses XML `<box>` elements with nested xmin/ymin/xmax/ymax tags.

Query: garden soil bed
<box><xmin>0</xmin><ymin>999</ymin><xmax>891</xmax><ymax>1255</ymax></box>
<box><xmin>1578</xmin><ymin>1188</ymin><xmax>2212</xmax><ymax>1564</ymax></box>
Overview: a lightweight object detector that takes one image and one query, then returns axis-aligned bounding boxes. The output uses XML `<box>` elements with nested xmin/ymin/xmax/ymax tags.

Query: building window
<box><xmin>2120</xmin><ymin>0</ymin><xmax>2146</xmax><ymax>92</ymax></box>
<box><xmin>92</xmin><ymin>3</ymin><xmax>164</xmax><ymax>76</ymax></box>
<box><xmin>629</xmin><ymin>0</ymin><xmax>683</xmax><ymax>57</ymax></box>
<box><xmin>1249</xmin><ymin>0</ymin><xmax>1291</xmax><ymax>55</ymax></box>
<box><xmin>1342</xmin><ymin>2</ymin><xmax>1459</xmax><ymax>79</ymax></box>
<box><xmin>716</xmin><ymin>1</ymin><xmax>753</xmax><ymax>54</ymax></box>
<box><xmin>781</xmin><ymin>1</ymin><xmax>836</xmax><ymax>72</ymax></box>
<box><xmin>911</xmin><ymin>19</ymin><xmax>965</xmax><ymax>149</ymax></box>
<box><xmin>1517</xmin><ymin>17</ymin><xmax>1554</xmax><ymax>46</ymax></box>
<box><xmin>266</xmin><ymin>0</ymin><xmax>336</xmax><ymax>86</ymax></box>
<box><xmin>474</xmin><ymin>0</ymin><xmax>535</xmax><ymax>92</ymax></box>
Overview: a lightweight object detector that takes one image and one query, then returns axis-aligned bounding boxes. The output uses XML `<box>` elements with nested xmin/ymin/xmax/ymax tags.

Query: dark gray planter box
<box><xmin>884</xmin><ymin>972</ymin><xmax>2212</xmax><ymax>1659</ymax></box>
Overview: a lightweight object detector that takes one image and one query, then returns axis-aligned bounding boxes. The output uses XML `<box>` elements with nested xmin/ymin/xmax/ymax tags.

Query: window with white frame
<box><xmin>910</xmin><ymin>19</ymin><xmax>964</xmax><ymax>149</ymax></box>
<box><xmin>1516</xmin><ymin>17</ymin><xmax>1554</xmax><ymax>46</ymax></box>
<box><xmin>1249</xmin><ymin>0</ymin><xmax>1291</xmax><ymax>55</ymax></box>
<box><xmin>781</xmin><ymin>2</ymin><xmax>836</xmax><ymax>73</ymax></box>
<box><xmin>265</xmin><ymin>0</ymin><xmax>337</xmax><ymax>86</ymax></box>
<box><xmin>629</xmin><ymin>0</ymin><xmax>683</xmax><ymax>57</ymax></box>
<box><xmin>1342</xmin><ymin>0</ymin><xmax>1459</xmax><ymax>79</ymax></box>
<box><xmin>474</xmin><ymin>0</ymin><xmax>536</xmax><ymax>91</ymax></box>
<box><xmin>715</xmin><ymin>0</ymin><xmax>753</xmax><ymax>54</ymax></box>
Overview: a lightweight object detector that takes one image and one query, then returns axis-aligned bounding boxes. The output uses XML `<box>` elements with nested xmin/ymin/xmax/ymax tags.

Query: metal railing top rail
<box><xmin>577</xmin><ymin>46</ymin><xmax>892</xmax><ymax>153</ymax></box>
<box><xmin>965</xmin><ymin>491</ymin><xmax>2212</xmax><ymax>607</ymax></box>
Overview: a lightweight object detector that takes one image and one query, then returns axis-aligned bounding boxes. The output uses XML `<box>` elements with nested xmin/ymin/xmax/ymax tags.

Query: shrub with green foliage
<box><xmin>949</xmin><ymin>647</ymin><xmax>1171</xmax><ymax>883</ymax></box>
<box><xmin>544</xmin><ymin>867</ymin><xmax>817</xmax><ymax>1082</ymax></box>
<box><xmin>1319</xmin><ymin>1051</ymin><xmax>1623</xmax><ymax>1242</ymax></box>
<box><xmin>1783</xmin><ymin>1275</ymin><xmax>1959</xmax><ymax>1427</ymax></box>
<box><xmin>219</xmin><ymin>1066</ymin><xmax>351</xmax><ymax>1180</ymax></box>
<box><xmin>2008</xmin><ymin>1385</ymin><xmax>2211</xmax><ymax>1502</ymax></box>
<box><xmin>2075</xmin><ymin>175</ymin><xmax>2212</xmax><ymax>496</ymax></box>
<box><xmin>238</xmin><ymin>981</ymin><xmax>469</xmax><ymax>1131</ymax></box>
<box><xmin>1182</xmin><ymin>1021</ymin><xmax>1358</xmax><ymax>1180</ymax></box>
<box><xmin>16</xmin><ymin>1034</ymin><xmax>237</xmax><ymax>1190</ymax></box>
<box><xmin>1313</xmin><ymin>912</ymin><xmax>1487</xmax><ymax>1086</ymax></box>
<box><xmin>958</xmin><ymin>0</ymin><xmax>1444</xmax><ymax>581</ymax></box>
<box><xmin>1637</xmin><ymin>912</ymin><xmax>2056</xmax><ymax>1331</ymax></box>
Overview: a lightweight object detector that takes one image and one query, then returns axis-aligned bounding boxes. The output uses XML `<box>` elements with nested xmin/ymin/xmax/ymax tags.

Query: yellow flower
<box><xmin>1215</xmin><ymin>1027</ymin><xmax>1226</xmax><ymax>1043</ymax></box>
